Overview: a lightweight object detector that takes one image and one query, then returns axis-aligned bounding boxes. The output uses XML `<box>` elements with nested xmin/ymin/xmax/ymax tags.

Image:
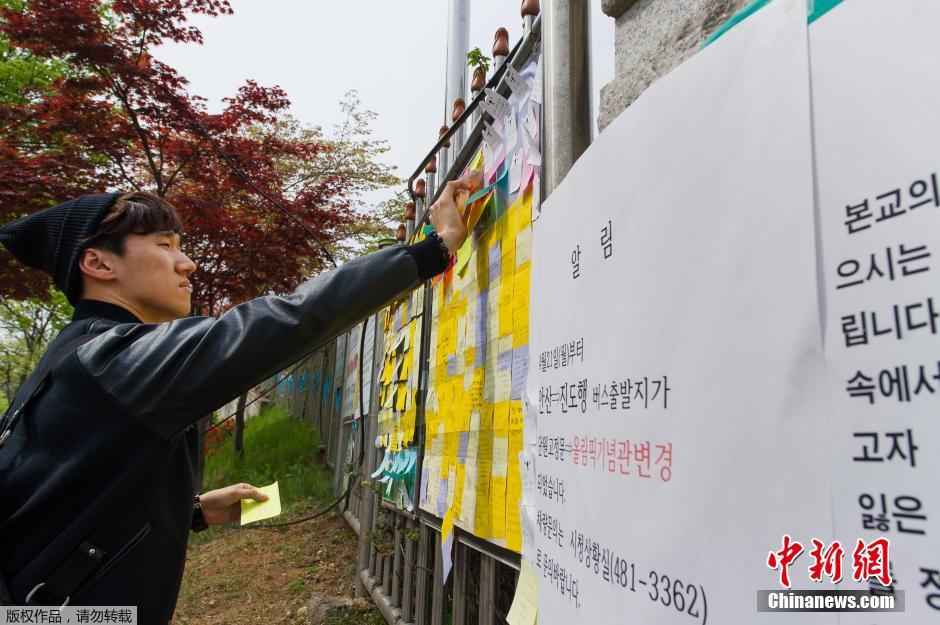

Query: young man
<box><xmin>0</xmin><ymin>182</ymin><xmax>469</xmax><ymax>622</ymax></box>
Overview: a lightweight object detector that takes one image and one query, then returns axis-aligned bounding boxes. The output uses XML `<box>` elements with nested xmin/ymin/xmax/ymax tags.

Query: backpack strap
<box><xmin>0</xmin><ymin>329</ymin><xmax>166</xmax><ymax>606</ymax></box>
<box><xmin>0</xmin><ymin>333</ymin><xmax>98</xmax><ymax>448</ymax></box>
<box><xmin>0</xmin><ymin>332</ymin><xmax>101</xmax><ymax>604</ymax></box>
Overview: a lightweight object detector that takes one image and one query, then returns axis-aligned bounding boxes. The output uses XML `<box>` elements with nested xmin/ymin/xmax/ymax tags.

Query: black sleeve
<box><xmin>403</xmin><ymin>232</ymin><xmax>451</xmax><ymax>281</ymax></box>
<box><xmin>77</xmin><ymin>243</ymin><xmax>443</xmax><ymax>438</ymax></box>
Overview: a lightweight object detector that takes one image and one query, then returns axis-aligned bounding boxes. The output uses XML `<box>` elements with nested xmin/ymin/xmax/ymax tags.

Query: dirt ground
<box><xmin>173</xmin><ymin>508</ymin><xmax>383</xmax><ymax>625</ymax></box>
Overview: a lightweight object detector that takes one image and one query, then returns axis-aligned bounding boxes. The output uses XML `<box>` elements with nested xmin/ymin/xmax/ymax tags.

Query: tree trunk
<box><xmin>234</xmin><ymin>391</ymin><xmax>248</xmax><ymax>460</ymax></box>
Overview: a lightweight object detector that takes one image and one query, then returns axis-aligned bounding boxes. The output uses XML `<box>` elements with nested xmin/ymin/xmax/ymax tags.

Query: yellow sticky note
<box><xmin>505</xmin><ymin>445</ymin><xmax>523</xmax><ymax>552</ymax></box>
<box><xmin>453</xmin><ymin>464</ymin><xmax>466</xmax><ymax>517</ymax></box>
<box><xmin>489</xmin><ymin>475</ymin><xmax>507</xmax><ymax>538</ymax></box>
<box><xmin>442</xmin><ymin>508</ymin><xmax>456</xmax><ymax>541</ymax></box>
<box><xmin>469</xmin><ymin>147</ymin><xmax>484</xmax><ymax>172</ymax></box>
<box><xmin>456</xmin><ymin>235</ymin><xmax>474</xmax><ymax>275</ymax></box>
<box><xmin>506</xmin><ymin>561</ymin><xmax>540</xmax><ymax>625</ymax></box>
<box><xmin>240</xmin><ymin>481</ymin><xmax>282</xmax><ymax>525</ymax></box>
<box><xmin>513</xmin><ymin>264</ymin><xmax>531</xmax><ymax>307</ymax></box>
<box><xmin>516</xmin><ymin>191</ymin><xmax>533</xmax><ymax>234</ymax></box>
<box><xmin>475</xmin><ymin>433</ymin><xmax>493</xmax><ymax>538</ymax></box>
<box><xmin>498</xmin><ymin>284</ymin><xmax>515</xmax><ymax>336</ymax></box>
<box><xmin>506</xmin><ymin>481</ymin><xmax>522</xmax><ymax>552</ymax></box>
<box><xmin>492</xmin><ymin>436</ymin><xmax>509</xmax><ymax>477</ymax></box>
<box><xmin>515</xmin><ymin>227</ymin><xmax>532</xmax><ymax>267</ymax></box>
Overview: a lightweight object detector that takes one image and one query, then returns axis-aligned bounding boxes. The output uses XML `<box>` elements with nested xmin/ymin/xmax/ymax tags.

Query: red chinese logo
<box><xmin>851</xmin><ymin>538</ymin><xmax>891</xmax><ymax>586</ymax></box>
<box><xmin>808</xmin><ymin>539</ymin><xmax>844</xmax><ymax>583</ymax></box>
<box><xmin>767</xmin><ymin>535</ymin><xmax>804</xmax><ymax>589</ymax></box>
<box><xmin>768</xmin><ymin>535</ymin><xmax>891</xmax><ymax>588</ymax></box>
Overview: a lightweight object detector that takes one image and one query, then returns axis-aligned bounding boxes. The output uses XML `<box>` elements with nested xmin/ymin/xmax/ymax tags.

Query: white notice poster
<box><xmin>341</xmin><ymin>322</ymin><xmax>363</xmax><ymax>420</ymax></box>
<box><xmin>811</xmin><ymin>0</ymin><xmax>940</xmax><ymax>620</ymax></box>
<box><xmin>529</xmin><ymin>0</ymin><xmax>833</xmax><ymax>623</ymax></box>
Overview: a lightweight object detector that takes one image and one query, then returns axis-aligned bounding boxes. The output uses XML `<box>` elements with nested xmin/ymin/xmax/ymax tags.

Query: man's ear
<box><xmin>78</xmin><ymin>247</ymin><xmax>118</xmax><ymax>282</ymax></box>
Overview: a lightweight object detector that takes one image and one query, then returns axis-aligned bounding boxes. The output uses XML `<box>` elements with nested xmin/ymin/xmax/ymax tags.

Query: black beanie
<box><xmin>0</xmin><ymin>192</ymin><xmax>124</xmax><ymax>304</ymax></box>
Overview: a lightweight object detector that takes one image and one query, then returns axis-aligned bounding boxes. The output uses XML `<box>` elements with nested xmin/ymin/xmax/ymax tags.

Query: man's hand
<box><xmin>199</xmin><ymin>483</ymin><xmax>269</xmax><ymax>525</ymax></box>
<box><xmin>429</xmin><ymin>179</ymin><xmax>471</xmax><ymax>254</ymax></box>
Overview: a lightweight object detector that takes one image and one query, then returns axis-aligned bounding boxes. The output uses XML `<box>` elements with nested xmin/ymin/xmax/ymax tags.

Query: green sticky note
<box><xmin>456</xmin><ymin>236</ymin><xmax>474</xmax><ymax>275</ymax></box>
<box><xmin>240</xmin><ymin>481</ymin><xmax>282</xmax><ymax>525</ymax></box>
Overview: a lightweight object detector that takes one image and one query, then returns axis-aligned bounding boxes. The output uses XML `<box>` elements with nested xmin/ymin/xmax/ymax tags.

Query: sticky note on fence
<box><xmin>456</xmin><ymin>235</ymin><xmax>474</xmax><ymax>276</ymax></box>
<box><xmin>506</xmin><ymin>561</ymin><xmax>539</xmax><ymax>625</ymax></box>
<box><xmin>441</xmin><ymin>509</ymin><xmax>456</xmax><ymax>583</ymax></box>
<box><xmin>240</xmin><ymin>481</ymin><xmax>282</xmax><ymax>525</ymax></box>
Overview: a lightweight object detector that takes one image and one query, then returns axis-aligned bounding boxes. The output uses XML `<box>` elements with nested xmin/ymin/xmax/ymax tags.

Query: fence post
<box><xmin>478</xmin><ymin>555</ymin><xmax>496</xmax><ymax>625</ymax></box>
<box><xmin>233</xmin><ymin>391</ymin><xmax>247</xmax><ymax>459</ymax></box>
<box><xmin>452</xmin><ymin>540</ymin><xmax>467</xmax><ymax>625</ymax></box>
<box><xmin>542</xmin><ymin>0</ymin><xmax>592</xmax><ymax>194</ymax></box>
<box><xmin>430</xmin><ymin>530</ymin><xmax>446</xmax><ymax>625</ymax></box>
<box><xmin>402</xmin><ymin>517</ymin><xmax>417</xmax><ymax>621</ymax></box>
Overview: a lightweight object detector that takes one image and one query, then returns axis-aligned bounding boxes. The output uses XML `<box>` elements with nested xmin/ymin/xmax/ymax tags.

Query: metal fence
<box><xmin>271</xmin><ymin>306</ymin><xmax>525</xmax><ymax>625</ymax></box>
<box><xmin>267</xmin><ymin>4</ymin><xmax>591</xmax><ymax>623</ymax></box>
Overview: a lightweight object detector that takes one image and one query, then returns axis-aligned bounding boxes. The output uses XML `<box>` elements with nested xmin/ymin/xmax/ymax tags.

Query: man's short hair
<box><xmin>81</xmin><ymin>191</ymin><xmax>182</xmax><ymax>256</ymax></box>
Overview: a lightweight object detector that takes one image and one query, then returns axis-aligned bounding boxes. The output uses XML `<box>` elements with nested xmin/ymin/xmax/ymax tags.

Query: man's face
<box><xmin>109</xmin><ymin>231</ymin><xmax>197</xmax><ymax>322</ymax></box>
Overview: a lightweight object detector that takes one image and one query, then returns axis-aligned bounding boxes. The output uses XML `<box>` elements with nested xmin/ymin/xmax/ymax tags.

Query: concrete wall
<box><xmin>598</xmin><ymin>0</ymin><xmax>751</xmax><ymax>130</ymax></box>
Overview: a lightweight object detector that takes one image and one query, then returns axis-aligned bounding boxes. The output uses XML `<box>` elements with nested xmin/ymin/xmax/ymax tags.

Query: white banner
<box><xmin>528</xmin><ymin>0</ymin><xmax>834</xmax><ymax>623</ymax></box>
<box><xmin>812</xmin><ymin>0</ymin><xmax>940</xmax><ymax>620</ymax></box>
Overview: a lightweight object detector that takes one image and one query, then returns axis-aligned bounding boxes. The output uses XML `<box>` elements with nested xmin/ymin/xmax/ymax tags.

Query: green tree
<box><xmin>0</xmin><ymin>0</ymin><xmax>65</xmax><ymax>104</ymax></box>
<box><xmin>269</xmin><ymin>90</ymin><xmax>399</xmax><ymax>260</ymax></box>
<box><xmin>0</xmin><ymin>289</ymin><xmax>72</xmax><ymax>402</ymax></box>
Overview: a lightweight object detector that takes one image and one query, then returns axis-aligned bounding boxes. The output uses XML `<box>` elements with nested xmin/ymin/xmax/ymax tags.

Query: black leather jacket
<box><xmin>0</xmin><ymin>238</ymin><xmax>446</xmax><ymax>623</ymax></box>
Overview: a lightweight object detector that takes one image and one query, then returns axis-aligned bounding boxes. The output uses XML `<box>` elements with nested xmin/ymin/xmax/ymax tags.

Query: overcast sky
<box><xmin>156</xmin><ymin>1</ymin><xmax>614</xmax><ymax>207</ymax></box>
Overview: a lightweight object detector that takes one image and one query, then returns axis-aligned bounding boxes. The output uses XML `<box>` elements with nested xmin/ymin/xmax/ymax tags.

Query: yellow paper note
<box><xmin>513</xmin><ymin>264</ymin><xmax>531</xmax><ymax>308</ymax></box>
<box><xmin>505</xmin><ymin>440</ymin><xmax>523</xmax><ymax>552</ymax></box>
<box><xmin>447</xmin><ymin>465</ymin><xmax>458</xmax><ymax>509</ymax></box>
<box><xmin>456</xmin><ymin>235</ymin><xmax>474</xmax><ymax>275</ymax></box>
<box><xmin>513</xmin><ymin>306</ymin><xmax>530</xmax><ymax>347</ymax></box>
<box><xmin>460</xmin><ymin>458</ymin><xmax>478</xmax><ymax>528</ymax></box>
<box><xmin>509</xmin><ymin>403</ymin><xmax>524</xmax><ymax>443</ymax></box>
<box><xmin>516</xmin><ymin>190</ymin><xmax>533</xmax><ymax>233</ymax></box>
<box><xmin>515</xmin><ymin>227</ymin><xmax>532</xmax><ymax>267</ymax></box>
<box><xmin>506</xmin><ymin>561</ymin><xmax>540</xmax><ymax>625</ymax></box>
<box><xmin>486</xmin><ymin>284</ymin><xmax>501</xmax><ymax>339</ymax></box>
<box><xmin>492</xmin><ymin>436</ymin><xmax>509</xmax><ymax>478</ymax></box>
<box><xmin>453</xmin><ymin>463</ymin><xmax>466</xmax><ymax>517</ymax></box>
<box><xmin>498</xmin><ymin>288</ymin><xmax>514</xmax><ymax>337</ymax></box>
<box><xmin>442</xmin><ymin>508</ymin><xmax>456</xmax><ymax>542</ymax></box>
<box><xmin>240</xmin><ymin>481</ymin><xmax>282</xmax><ymax>525</ymax></box>
<box><xmin>474</xmin><ymin>432</ymin><xmax>493</xmax><ymax>537</ymax></box>
<box><xmin>468</xmin><ymin>147</ymin><xmax>484</xmax><ymax>173</ymax></box>
<box><xmin>490</xmin><ymin>475</ymin><xmax>507</xmax><ymax>539</ymax></box>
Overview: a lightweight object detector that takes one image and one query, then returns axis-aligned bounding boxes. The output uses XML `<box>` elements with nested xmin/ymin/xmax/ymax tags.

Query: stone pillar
<box><xmin>597</xmin><ymin>0</ymin><xmax>751</xmax><ymax>131</ymax></box>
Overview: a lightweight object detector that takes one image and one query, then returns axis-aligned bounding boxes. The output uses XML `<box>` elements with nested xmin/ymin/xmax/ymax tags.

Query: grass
<box><xmin>204</xmin><ymin>404</ymin><xmax>333</xmax><ymax>504</ymax></box>
<box><xmin>177</xmin><ymin>402</ymin><xmax>387</xmax><ymax>625</ymax></box>
<box><xmin>323</xmin><ymin>606</ymin><xmax>387</xmax><ymax>625</ymax></box>
<box><xmin>193</xmin><ymin>404</ymin><xmax>335</xmax><ymax>544</ymax></box>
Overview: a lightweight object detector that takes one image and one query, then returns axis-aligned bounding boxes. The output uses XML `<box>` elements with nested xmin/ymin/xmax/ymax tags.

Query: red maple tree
<box><xmin>0</xmin><ymin>0</ymin><xmax>376</xmax><ymax>315</ymax></box>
